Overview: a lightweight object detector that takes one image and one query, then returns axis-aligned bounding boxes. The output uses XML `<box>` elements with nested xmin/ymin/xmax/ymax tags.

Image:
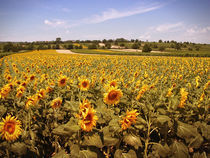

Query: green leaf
<box><xmin>70</xmin><ymin>144</ymin><xmax>80</xmax><ymax>158</ymax></box>
<box><xmin>170</xmin><ymin>141</ymin><xmax>190</xmax><ymax>158</ymax></box>
<box><xmin>177</xmin><ymin>121</ymin><xmax>198</xmax><ymax>143</ymax></box>
<box><xmin>153</xmin><ymin>143</ymin><xmax>171</xmax><ymax>158</ymax></box>
<box><xmin>193</xmin><ymin>152</ymin><xmax>207</xmax><ymax>158</ymax></box>
<box><xmin>114</xmin><ymin>149</ymin><xmax>123</xmax><ymax>158</ymax></box>
<box><xmin>123</xmin><ymin>134</ymin><xmax>142</xmax><ymax>149</ymax></box>
<box><xmin>114</xmin><ymin>149</ymin><xmax>137</xmax><ymax>158</ymax></box>
<box><xmin>103</xmin><ymin>135</ymin><xmax>119</xmax><ymax>146</ymax></box>
<box><xmin>156</xmin><ymin>115</ymin><xmax>171</xmax><ymax>125</ymax></box>
<box><xmin>53</xmin><ymin>124</ymin><xmax>80</xmax><ymax>136</ymax></box>
<box><xmin>83</xmin><ymin>134</ymin><xmax>103</xmax><ymax>148</ymax></box>
<box><xmin>188</xmin><ymin>134</ymin><xmax>203</xmax><ymax>149</ymax></box>
<box><xmin>10</xmin><ymin>142</ymin><xmax>27</xmax><ymax>156</ymax></box>
<box><xmin>52</xmin><ymin>150</ymin><xmax>70</xmax><ymax>158</ymax></box>
<box><xmin>200</xmin><ymin>123</ymin><xmax>210</xmax><ymax>140</ymax></box>
<box><xmin>79</xmin><ymin>150</ymin><xmax>97</xmax><ymax>158</ymax></box>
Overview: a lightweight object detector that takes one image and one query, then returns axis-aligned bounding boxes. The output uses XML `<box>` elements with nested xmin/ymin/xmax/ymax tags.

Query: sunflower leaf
<box><xmin>123</xmin><ymin>134</ymin><xmax>142</xmax><ymax>149</ymax></box>
<box><xmin>79</xmin><ymin>150</ymin><xmax>97</xmax><ymax>158</ymax></box>
<box><xmin>82</xmin><ymin>134</ymin><xmax>103</xmax><ymax>148</ymax></box>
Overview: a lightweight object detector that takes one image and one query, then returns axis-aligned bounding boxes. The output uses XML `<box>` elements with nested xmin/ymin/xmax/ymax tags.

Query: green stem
<box><xmin>144</xmin><ymin>116</ymin><xmax>151</xmax><ymax>158</ymax></box>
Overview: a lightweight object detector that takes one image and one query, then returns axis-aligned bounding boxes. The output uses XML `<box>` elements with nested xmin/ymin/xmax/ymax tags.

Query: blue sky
<box><xmin>0</xmin><ymin>0</ymin><xmax>210</xmax><ymax>43</ymax></box>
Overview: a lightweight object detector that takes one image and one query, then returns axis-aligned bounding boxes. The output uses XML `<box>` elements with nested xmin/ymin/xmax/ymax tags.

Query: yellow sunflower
<box><xmin>0</xmin><ymin>115</ymin><xmax>22</xmax><ymax>141</ymax></box>
<box><xmin>51</xmin><ymin>97</ymin><xmax>62</xmax><ymax>109</ymax></box>
<box><xmin>108</xmin><ymin>80</ymin><xmax>118</xmax><ymax>88</ymax></box>
<box><xmin>79</xmin><ymin>108</ymin><xmax>98</xmax><ymax>132</ymax></box>
<box><xmin>120</xmin><ymin>109</ymin><xmax>139</xmax><ymax>130</ymax></box>
<box><xmin>77</xmin><ymin>99</ymin><xmax>92</xmax><ymax>117</ymax></box>
<box><xmin>58</xmin><ymin>75</ymin><xmax>68</xmax><ymax>87</ymax></box>
<box><xmin>120</xmin><ymin>117</ymin><xmax>132</xmax><ymax>130</ymax></box>
<box><xmin>79</xmin><ymin>79</ymin><xmax>90</xmax><ymax>91</ymax></box>
<box><xmin>103</xmin><ymin>87</ymin><xmax>123</xmax><ymax>105</ymax></box>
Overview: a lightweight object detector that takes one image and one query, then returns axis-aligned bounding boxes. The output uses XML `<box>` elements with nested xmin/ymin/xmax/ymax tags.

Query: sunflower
<box><xmin>120</xmin><ymin>117</ymin><xmax>132</xmax><ymax>130</ymax></box>
<box><xmin>125</xmin><ymin>110</ymin><xmax>139</xmax><ymax>123</ymax></box>
<box><xmin>16</xmin><ymin>90</ymin><xmax>23</xmax><ymax>98</ymax></box>
<box><xmin>103</xmin><ymin>87</ymin><xmax>123</xmax><ymax>105</ymax></box>
<box><xmin>51</xmin><ymin>97</ymin><xmax>62</xmax><ymax>109</ymax></box>
<box><xmin>36</xmin><ymin>89</ymin><xmax>46</xmax><ymax>100</ymax></box>
<box><xmin>77</xmin><ymin>99</ymin><xmax>92</xmax><ymax>118</ymax></box>
<box><xmin>108</xmin><ymin>80</ymin><xmax>118</xmax><ymax>88</ymax></box>
<box><xmin>0</xmin><ymin>115</ymin><xmax>22</xmax><ymax>141</ymax></box>
<box><xmin>25</xmin><ymin>95</ymin><xmax>37</xmax><ymax>109</ymax></box>
<box><xmin>120</xmin><ymin>109</ymin><xmax>139</xmax><ymax>130</ymax></box>
<box><xmin>79</xmin><ymin>108</ymin><xmax>98</xmax><ymax>132</ymax></box>
<box><xmin>29</xmin><ymin>74</ymin><xmax>35</xmax><ymax>81</ymax></box>
<box><xmin>58</xmin><ymin>75</ymin><xmax>68</xmax><ymax>87</ymax></box>
<box><xmin>79</xmin><ymin>78</ymin><xmax>90</xmax><ymax>91</ymax></box>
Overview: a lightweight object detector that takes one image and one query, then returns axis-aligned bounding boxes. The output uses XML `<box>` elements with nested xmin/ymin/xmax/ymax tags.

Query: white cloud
<box><xmin>187</xmin><ymin>26</ymin><xmax>210</xmax><ymax>34</ymax></box>
<box><xmin>86</xmin><ymin>4</ymin><xmax>163</xmax><ymax>24</ymax></box>
<box><xmin>62</xmin><ymin>8</ymin><xmax>71</xmax><ymax>13</ymax></box>
<box><xmin>44</xmin><ymin>19</ymin><xmax>66</xmax><ymax>27</ymax></box>
<box><xmin>155</xmin><ymin>22</ymin><xmax>183</xmax><ymax>32</ymax></box>
<box><xmin>139</xmin><ymin>33</ymin><xmax>151</xmax><ymax>40</ymax></box>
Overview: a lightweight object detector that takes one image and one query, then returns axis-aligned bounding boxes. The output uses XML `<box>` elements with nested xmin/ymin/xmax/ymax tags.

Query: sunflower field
<box><xmin>0</xmin><ymin>50</ymin><xmax>209</xmax><ymax>158</ymax></box>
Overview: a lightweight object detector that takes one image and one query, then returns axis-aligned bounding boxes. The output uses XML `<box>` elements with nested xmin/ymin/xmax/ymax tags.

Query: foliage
<box><xmin>142</xmin><ymin>44</ymin><xmax>152</xmax><ymax>52</ymax></box>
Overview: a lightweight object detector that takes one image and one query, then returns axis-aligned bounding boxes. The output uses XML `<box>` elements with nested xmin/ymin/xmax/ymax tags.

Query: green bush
<box><xmin>142</xmin><ymin>44</ymin><xmax>152</xmax><ymax>52</ymax></box>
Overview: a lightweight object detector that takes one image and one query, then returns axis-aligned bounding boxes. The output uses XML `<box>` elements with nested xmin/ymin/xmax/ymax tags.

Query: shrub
<box><xmin>88</xmin><ymin>44</ymin><xmax>97</xmax><ymax>49</ymax></box>
<box><xmin>142</xmin><ymin>44</ymin><xmax>152</xmax><ymax>52</ymax></box>
<box><xmin>159</xmin><ymin>46</ymin><xmax>165</xmax><ymax>52</ymax></box>
<box><xmin>132</xmin><ymin>43</ymin><xmax>139</xmax><ymax>49</ymax></box>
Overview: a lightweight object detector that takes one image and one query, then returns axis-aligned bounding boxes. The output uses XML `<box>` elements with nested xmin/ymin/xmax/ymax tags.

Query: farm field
<box><xmin>0</xmin><ymin>50</ymin><xmax>209</xmax><ymax>157</ymax></box>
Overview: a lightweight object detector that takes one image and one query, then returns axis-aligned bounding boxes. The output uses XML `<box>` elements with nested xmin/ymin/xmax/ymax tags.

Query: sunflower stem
<box><xmin>144</xmin><ymin>115</ymin><xmax>151</xmax><ymax>158</ymax></box>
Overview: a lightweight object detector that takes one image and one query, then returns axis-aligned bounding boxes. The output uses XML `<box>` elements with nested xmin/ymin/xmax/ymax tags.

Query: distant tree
<box><xmin>153</xmin><ymin>44</ymin><xmax>158</xmax><ymax>48</ymax></box>
<box><xmin>48</xmin><ymin>45</ymin><xmax>51</xmax><ymax>49</ymax></box>
<box><xmin>131</xmin><ymin>39</ymin><xmax>135</xmax><ymax>42</ymax></box>
<box><xmin>158</xmin><ymin>39</ymin><xmax>162</xmax><ymax>43</ymax></box>
<box><xmin>175</xmin><ymin>43</ymin><xmax>181</xmax><ymax>50</ymax></box>
<box><xmin>114</xmin><ymin>41</ymin><xmax>118</xmax><ymax>45</ymax></box>
<box><xmin>142</xmin><ymin>44</ymin><xmax>152</xmax><ymax>52</ymax></box>
<box><xmin>188</xmin><ymin>47</ymin><xmax>193</xmax><ymax>51</ymax></box>
<box><xmin>102</xmin><ymin>39</ymin><xmax>107</xmax><ymax>43</ymax></box>
<box><xmin>132</xmin><ymin>43</ymin><xmax>139</xmax><ymax>49</ymax></box>
<box><xmin>67</xmin><ymin>44</ymin><xmax>74</xmax><ymax>49</ymax></box>
<box><xmin>56</xmin><ymin>37</ymin><xmax>61</xmax><ymax>43</ymax></box>
<box><xmin>105</xmin><ymin>43</ymin><xmax>111</xmax><ymax>49</ymax></box>
<box><xmin>74</xmin><ymin>45</ymin><xmax>79</xmax><ymax>49</ymax></box>
<box><xmin>55</xmin><ymin>44</ymin><xmax>60</xmax><ymax>49</ymax></box>
<box><xmin>88</xmin><ymin>44</ymin><xmax>97</xmax><ymax>49</ymax></box>
<box><xmin>195</xmin><ymin>46</ymin><xmax>200</xmax><ymax>51</ymax></box>
<box><xmin>170</xmin><ymin>44</ymin><xmax>175</xmax><ymax>48</ymax></box>
<box><xmin>120</xmin><ymin>43</ymin><xmax>125</xmax><ymax>47</ymax></box>
<box><xmin>159</xmin><ymin>46</ymin><xmax>165</xmax><ymax>51</ymax></box>
<box><xmin>3</xmin><ymin>43</ymin><xmax>13</xmax><ymax>52</ymax></box>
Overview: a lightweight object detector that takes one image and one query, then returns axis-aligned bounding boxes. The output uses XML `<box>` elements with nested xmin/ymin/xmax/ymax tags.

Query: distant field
<box><xmin>72</xmin><ymin>49</ymin><xmax>210</xmax><ymax>57</ymax></box>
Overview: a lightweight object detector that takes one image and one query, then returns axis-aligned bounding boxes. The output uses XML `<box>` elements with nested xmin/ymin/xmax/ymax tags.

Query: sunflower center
<box><xmin>5</xmin><ymin>122</ymin><xmax>15</xmax><ymax>134</ymax></box>
<box><xmin>82</xmin><ymin>81</ymin><xmax>88</xmax><ymax>88</ymax></box>
<box><xmin>110</xmin><ymin>82</ymin><xmax>116</xmax><ymax>87</ymax></box>
<box><xmin>60</xmin><ymin>79</ymin><xmax>66</xmax><ymax>84</ymax></box>
<box><xmin>108</xmin><ymin>91</ymin><xmax>118</xmax><ymax>100</ymax></box>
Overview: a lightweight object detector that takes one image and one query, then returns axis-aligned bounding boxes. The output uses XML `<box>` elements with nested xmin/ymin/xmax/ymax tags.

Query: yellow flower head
<box><xmin>0</xmin><ymin>115</ymin><xmax>22</xmax><ymax>141</ymax></box>
<box><xmin>79</xmin><ymin>78</ymin><xmax>90</xmax><ymax>91</ymax></box>
<box><xmin>58</xmin><ymin>75</ymin><xmax>68</xmax><ymax>87</ymax></box>
<box><xmin>120</xmin><ymin>109</ymin><xmax>139</xmax><ymax>130</ymax></box>
<box><xmin>103</xmin><ymin>87</ymin><xmax>123</xmax><ymax>105</ymax></box>
<box><xmin>79</xmin><ymin>108</ymin><xmax>98</xmax><ymax>132</ymax></box>
<box><xmin>51</xmin><ymin>97</ymin><xmax>62</xmax><ymax>109</ymax></box>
